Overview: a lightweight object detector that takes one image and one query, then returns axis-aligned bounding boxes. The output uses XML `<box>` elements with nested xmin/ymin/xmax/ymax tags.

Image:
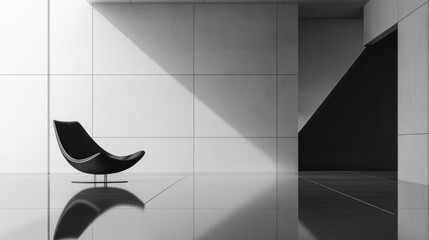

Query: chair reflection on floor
<box><xmin>53</xmin><ymin>187</ymin><xmax>145</xmax><ymax>240</ymax></box>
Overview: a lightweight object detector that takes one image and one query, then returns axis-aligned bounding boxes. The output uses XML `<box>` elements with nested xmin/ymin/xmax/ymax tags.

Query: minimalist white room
<box><xmin>0</xmin><ymin>0</ymin><xmax>427</xmax><ymax>239</ymax></box>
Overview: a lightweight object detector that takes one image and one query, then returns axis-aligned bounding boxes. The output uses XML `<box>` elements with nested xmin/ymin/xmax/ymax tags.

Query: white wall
<box><xmin>0</xmin><ymin>1</ymin><xmax>299</xmax><ymax>174</ymax></box>
<box><xmin>398</xmin><ymin>3</ymin><xmax>429</xmax><ymax>185</ymax></box>
<box><xmin>45</xmin><ymin>2</ymin><xmax>298</xmax><ymax>174</ymax></box>
<box><xmin>365</xmin><ymin>0</ymin><xmax>429</xmax><ymax>185</ymax></box>
<box><xmin>299</xmin><ymin>19</ymin><xmax>364</xmax><ymax>131</ymax></box>
<box><xmin>364</xmin><ymin>0</ymin><xmax>397</xmax><ymax>45</ymax></box>
<box><xmin>0</xmin><ymin>0</ymin><xmax>48</xmax><ymax>173</ymax></box>
<box><xmin>364</xmin><ymin>0</ymin><xmax>428</xmax><ymax>45</ymax></box>
<box><xmin>398</xmin><ymin>180</ymin><xmax>429</xmax><ymax>239</ymax></box>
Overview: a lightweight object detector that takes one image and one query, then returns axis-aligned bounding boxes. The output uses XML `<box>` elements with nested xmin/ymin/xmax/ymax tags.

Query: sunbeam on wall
<box><xmin>0</xmin><ymin>0</ymin><xmax>298</xmax><ymax>174</ymax></box>
<box><xmin>48</xmin><ymin>1</ymin><xmax>299</xmax><ymax>175</ymax></box>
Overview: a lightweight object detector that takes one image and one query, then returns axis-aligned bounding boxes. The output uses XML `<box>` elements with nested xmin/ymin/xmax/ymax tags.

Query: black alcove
<box><xmin>299</xmin><ymin>30</ymin><xmax>398</xmax><ymax>171</ymax></box>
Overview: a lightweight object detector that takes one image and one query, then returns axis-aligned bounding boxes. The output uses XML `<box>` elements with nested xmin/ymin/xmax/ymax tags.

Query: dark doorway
<box><xmin>299</xmin><ymin>30</ymin><xmax>398</xmax><ymax>171</ymax></box>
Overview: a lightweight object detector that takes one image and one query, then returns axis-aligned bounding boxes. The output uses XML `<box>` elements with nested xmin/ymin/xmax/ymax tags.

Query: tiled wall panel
<box><xmin>93</xmin><ymin>4</ymin><xmax>193</xmax><ymax>74</ymax></box>
<box><xmin>398</xmin><ymin>134</ymin><xmax>428</xmax><ymax>185</ymax></box>
<box><xmin>364</xmin><ymin>0</ymin><xmax>397</xmax><ymax>44</ymax></box>
<box><xmin>0</xmin><ymin>76</ymin><xmax>48</xmax><ymax>173</ymax></box>
<box><xmin>278</xmin><ymin>5</ymin><xmax>299</xmax><ymax>74</ymax></box>
<box><xmin>0</xmin><ymin>2</ymin><xmax>298</xmax><ymax>174</ymax></box>
<box><xmin>94</xmin><ymin>138</ymin><xmax>193</xmax><ymax>173</ymax></box>
<box><xmin>0</xmin><ymin>0</ymin><xmax>48</xmax><ymax>74</ymax></box>
<box><xmin>93</xmin><ymin>75</ymin><xmax>194</xmax><ymax>137</ymax></box>
<box><xmin>50</xmin><ymin>0</ymin><xmax>92</xmax><ymax>74</ymax></box>
<box><xmin>195</xmin><ymin>138</ymin><xmax>277</xmax><ymax>173</ymax></box>
<box><xmin>398</xmin><ymin>3</ymin><xmax>429</xmax><ymax>184</ymax></box>
<box><xmin>398</xmin><ymin>5</ymin><xmax>428</xmax><ymax>135</ymax></box>
<box><xmin>49</xmin><ymin>76</ymin><xmax>93</xmax><ymax>173</ymax></box>
<box><xmin>194</xmin><ymin>4</ymin><xmax>277</xmax><ymax>74</ymax></box>
<box><xmin>397</xmin><ymin>0</ymin><xmax>427</xmax><ymax>21</ymax></box>
<box><xmin>194</xmin><ymin>75</ymin><xmax>277</xmax><ymax>137</ymax></box>
<box><xmin>278</xmin><ymin>75</ymin><xmax>298</xmax><ymax>137</ymax></box>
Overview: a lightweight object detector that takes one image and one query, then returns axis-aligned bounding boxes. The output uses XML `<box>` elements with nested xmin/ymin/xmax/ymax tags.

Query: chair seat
<box><xmin>53</xmin><ymin>120</ymin><xmax>145</xmax><ymax>175</ymax></box>
<box><xmin>106</xmin><ymin>150</ymin><xmax>145</xmax><ymax>161</ymax></box>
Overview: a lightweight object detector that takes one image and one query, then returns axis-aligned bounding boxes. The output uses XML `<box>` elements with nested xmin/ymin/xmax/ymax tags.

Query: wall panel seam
<box><xmin>397</xmin><ymin>1</ymin><xmax>428</xmax><ymax>23</ymax></box>
<box><xmin>47</xmin><ymin>0</ymin><xmax>50</xmax><ymax>175</ymax></box>
<box><xmin>275</xmin><ymin>4</ymin><xmax>279</xmax><ymax>240</ymax></box>
<box><xmin>0</xmin><ymin>74</ymin><xmax>50</xmax><ymax>76</ymax></box>
<box><xmin>92</xmin><ymin>4</ymin><xmax>94</xmax><ymax>138</ymax></box>
<box><xmin>91</xmin><ymin>74</ymin><xmax>281</xmax><ymax>76</ymax></box>
<box><xmin>398</xmin><ymin>133</ymin><xmax>429</xmax><ymax>135</ymax></box>
<box><xmin>47</xmin><ymin>0</ymin><xmax>51</xmax><ymax>238</ymax></box>
<box><xmin>92</xmin><ymin>136</ymin><xmax>283</xmax><ymax>138</ymax></box>
<box><xmin>192</xmin><ymin>4</ymin><xmax>196</xmax><ymax>240</ymax></box>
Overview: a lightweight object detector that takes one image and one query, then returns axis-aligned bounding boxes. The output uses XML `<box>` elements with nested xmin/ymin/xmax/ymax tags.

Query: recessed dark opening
<box><xmin>299</xmin><ymin>30</ymin><xmax>398</xmax><ymax>171</ymax></box>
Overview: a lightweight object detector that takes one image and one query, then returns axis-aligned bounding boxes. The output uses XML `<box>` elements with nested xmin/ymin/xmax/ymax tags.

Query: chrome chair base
<box><xmin>71</xmin><ymin>181</ymin><xmax>128</xmax><ymax>184</ymax></box>
<box><xmin>71</xmin><ymin>174</ymin><xmax>127</xmax><ymax>184</ymax></box>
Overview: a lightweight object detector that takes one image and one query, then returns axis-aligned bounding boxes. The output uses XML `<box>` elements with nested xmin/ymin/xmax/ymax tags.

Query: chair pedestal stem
<box><xmin>71</xmin><ymin>174</ymin><xmax>128</xmax><ymax>184</ymax></box>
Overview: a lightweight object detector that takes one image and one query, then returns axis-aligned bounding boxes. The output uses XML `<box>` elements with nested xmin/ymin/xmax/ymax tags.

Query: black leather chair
<box><xmin>54</xmin><ymin>187</ymin><xmax>145</xmax><ymax>240</ymax></box>
<box><xmin>53</xmin><ymin>120</ymin><xmax>144</xmax><ymax>182</ymax></box>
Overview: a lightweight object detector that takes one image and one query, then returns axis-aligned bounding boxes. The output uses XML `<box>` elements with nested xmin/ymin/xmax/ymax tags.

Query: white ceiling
<box><xmin>88</xmin><ymin>0</ymin><xmax>369</xmax><ymax>19</ymax></box>
<box><xmin>287</xmin><ymin>0</ymin><xmax>369</xmax><ymax>19</ymax></box>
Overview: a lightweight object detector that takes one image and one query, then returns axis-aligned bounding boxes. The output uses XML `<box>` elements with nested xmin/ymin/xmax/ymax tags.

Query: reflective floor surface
<box><xmin>0</xmin><ymin>171</ymin><xmax>426</xmax><ymax>240</ymax></box>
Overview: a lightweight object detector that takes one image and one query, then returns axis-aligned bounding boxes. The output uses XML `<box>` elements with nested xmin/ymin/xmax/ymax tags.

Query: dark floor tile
<box><xmin>300</xmin><ymin>209</ymin><xmax>397</xmax><ymax>240</ymax></box>
<box><xmin>300</xmin><ymin>172</ymin><xmax>397</xmax><ymax>213</ymax></box>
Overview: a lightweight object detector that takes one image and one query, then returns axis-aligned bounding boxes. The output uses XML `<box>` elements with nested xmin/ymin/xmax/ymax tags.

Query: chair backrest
<box><xmin>53</xmin><ymin>121</ymin><xmax>102</xmax><ymax>160</ymax></box>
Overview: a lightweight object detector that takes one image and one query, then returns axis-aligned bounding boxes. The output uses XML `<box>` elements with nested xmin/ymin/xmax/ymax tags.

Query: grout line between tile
<box><xmin>0</xmin><ymin>206</ymin><xmax>297</xmax><ymax>210</ymax></box>
<box><xmin>47</xmin><ymin>0</ymin><xmax>51</xmax><ymax>176</ymax></box>
<box><xmin>397</xmin><ymin>1</ymin><xmax>428</xmax><ymax>23</ymax></box>
<box><xmin>0</xmin><ymin>74</ymin><xmax>49</xmax><ymax>76</ymax></box>
<box><xmin>352</xmin><ymin>172</ymin><xmax>397</xmax><ymax>183</ymax></box>
<box><xmin>275</xmin><ymin>4</ymin><xmax>279</xmax><ymax>240</ymax></box>
<box><xmin>299</xmin><ymin>176</ymin><xmax>396</xmax><ymax>215</ymax></box>
<box><xmin>50</xmin><ymin>73</ymin><xmax>291</xmax><ymax>76</ymax></box>
<box><xmin>91</xmin><ymin>5</ymin><xmax>94</xmax><ymax>239</ymax></box>
<box><xmin>192</xmin><ymin>5</ymin><xmax>196</xmax><ymax>240</ymax></box>
<box><xmin>92</xmin><ymin>136</ymin><xmax>297</xmax><ymax>139</ymax></box>
<box><xmin>398</xmin><ymin>133</ymin><xmax>428</xmax><ymax>136</ymax></box>
<box><xmin>47</xmin><ymin>1</ymin><xmax>51</xmax><ymax>239</ymax></box>
<box><xmin>145</xmin><ymin>173</ymin><xmax>192</xmax><ymax>204</ymax></box>
<box><xmin>2</xmin><ymin>73</ymin><xmax>299</xmax><ymax>76</ymax></box>
<box><xmin>92</xmin><ymin>4</ymin><xmax>94</xmax><ymax>138</ymax></box>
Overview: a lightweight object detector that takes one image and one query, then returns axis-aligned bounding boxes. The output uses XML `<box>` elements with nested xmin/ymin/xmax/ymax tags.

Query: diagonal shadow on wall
<box><xmin>91</xmin><ymin>3</ymin><xmax>285</xmax><ymax>170</ymax></box>
<box><xmin>88</xmin><ymin>4</ymin><xmax>296</xmax><ymax>239</ymax></box>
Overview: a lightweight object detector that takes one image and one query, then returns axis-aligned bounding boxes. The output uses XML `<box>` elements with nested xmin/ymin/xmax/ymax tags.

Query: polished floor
<box><xmin>0</xmin><ymin>172</ymin><xmax>426</xmax><ymax>240</ymax></box>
